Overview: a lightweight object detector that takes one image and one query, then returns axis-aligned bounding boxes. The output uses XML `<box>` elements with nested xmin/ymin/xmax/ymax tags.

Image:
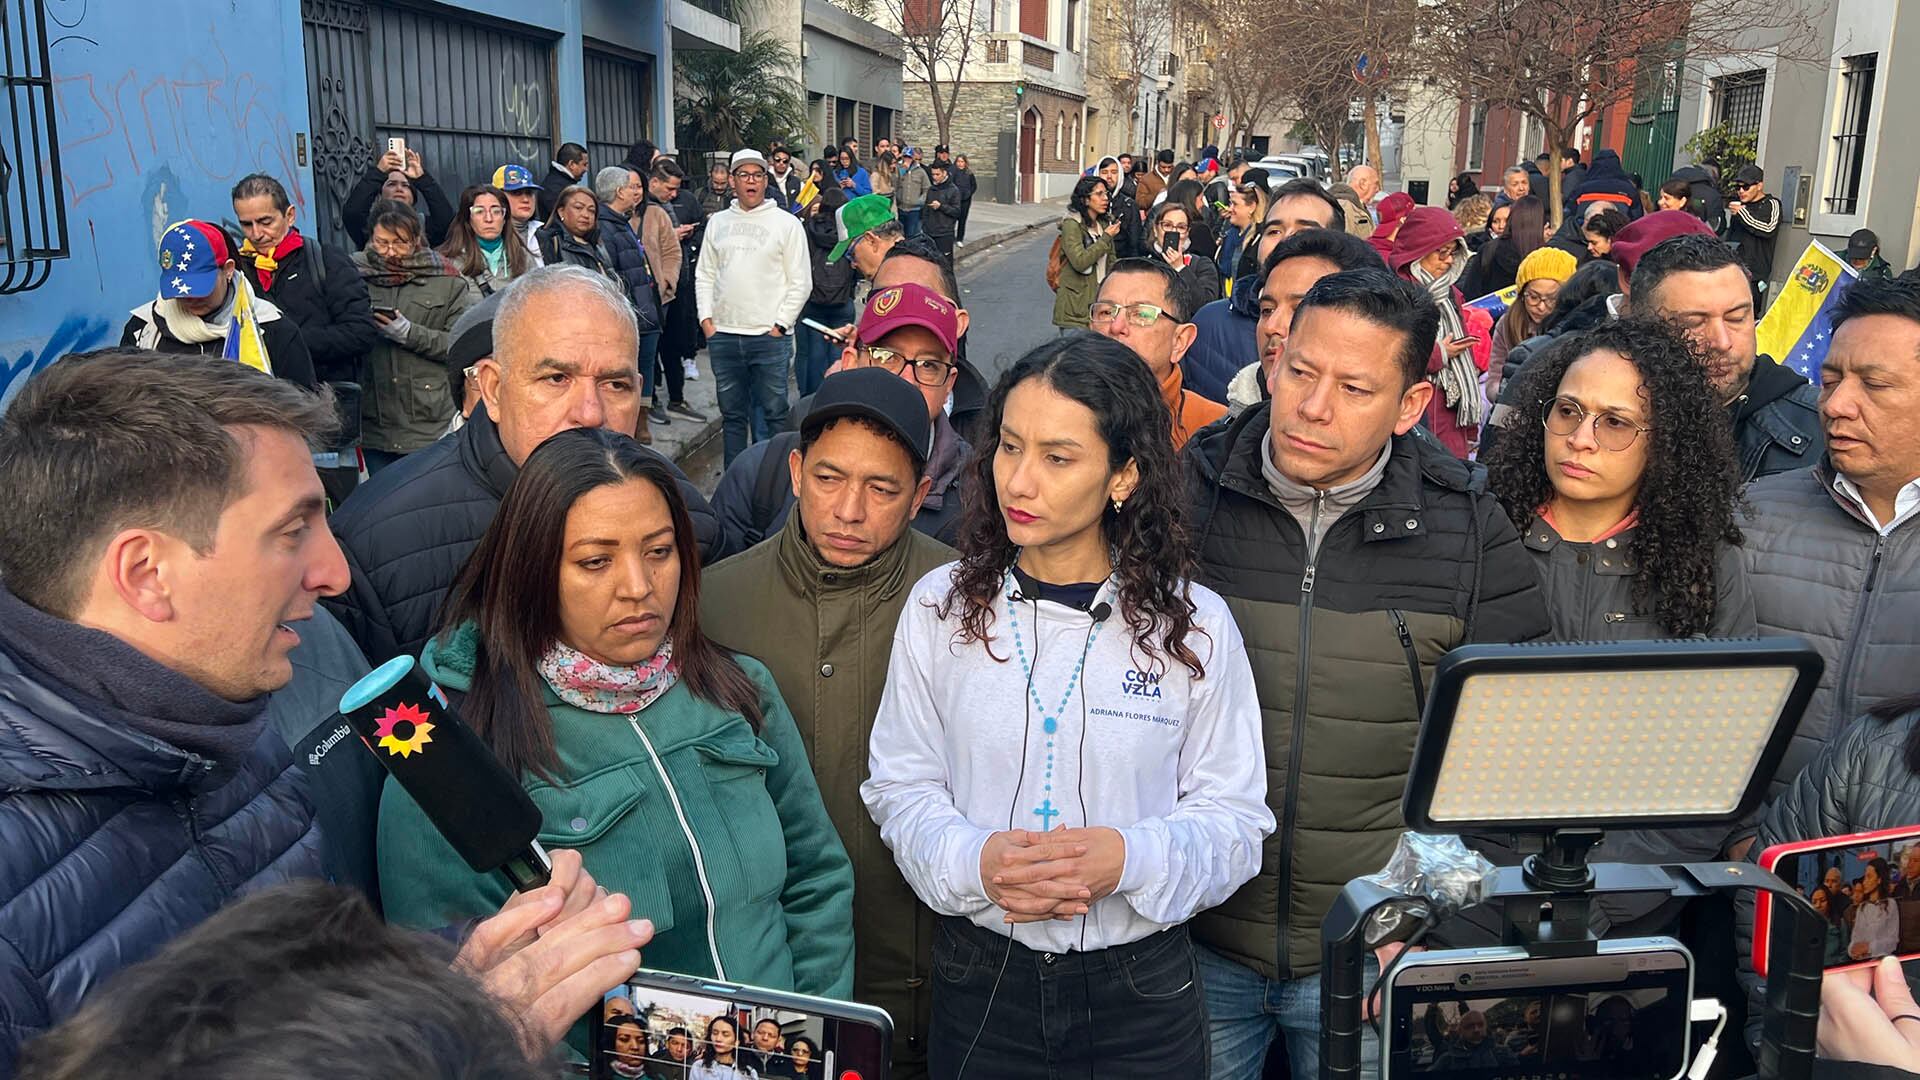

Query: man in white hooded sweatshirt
<box><xmin>696</xmin><ymin>148</ymin><xmax>812</xmax><ymax>466</ymax></box>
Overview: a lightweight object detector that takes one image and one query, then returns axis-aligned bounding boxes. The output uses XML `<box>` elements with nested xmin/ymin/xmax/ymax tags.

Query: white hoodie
<box><xmin>694</xmin><ymin>195</ymin><xmax>811</xmax><ymax>335</ymax></box>
<box><xmin>862</xmin><ymin>564</ymin><xmax>1273</xmax><ymax>955</ymax></box>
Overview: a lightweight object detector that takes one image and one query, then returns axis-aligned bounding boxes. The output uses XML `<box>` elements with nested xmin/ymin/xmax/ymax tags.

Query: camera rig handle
<box><xmin>1319</xmin><ymin>847</ymin><xmax>1825</xmax><ymax>1080</ymax></box>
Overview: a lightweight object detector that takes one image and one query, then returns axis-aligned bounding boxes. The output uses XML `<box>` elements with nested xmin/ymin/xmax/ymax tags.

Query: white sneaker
<box><xmin>683</xmin><ymin>359</ymin><xmax>700</xmax><ymax>380</ymax></box>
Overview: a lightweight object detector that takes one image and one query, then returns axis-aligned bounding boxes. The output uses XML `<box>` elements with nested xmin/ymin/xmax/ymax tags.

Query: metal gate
<box><xmin>1622</xmin><ymin>51</ymin><xmax>1682</xmax><ymax>189</ymax></box>
<box><xmin>585</xmin><ymin>47</ymin><xmax>654</xmax><ymax>173</ymax></box>
<box><xmin>303</xmin><ymin>0</ymin><xmax>556</xmax><ymax>250</ymax></box>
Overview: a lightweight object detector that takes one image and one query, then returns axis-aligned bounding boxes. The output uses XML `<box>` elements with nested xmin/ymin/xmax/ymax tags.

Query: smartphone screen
<box><xmin>1767</xmin><ymin>828</ymin><xmax>1920</xmax><ymax>972</ymax></box>
<box><xmin>1385</xmin><ymin>944</ymin><xmax>1690</xmax><ymax>1079</ymax></box>
<box><xmin>591</xmin><ymin>973</ymin><xmax>890</xmax><ymax>1080</ymax></box>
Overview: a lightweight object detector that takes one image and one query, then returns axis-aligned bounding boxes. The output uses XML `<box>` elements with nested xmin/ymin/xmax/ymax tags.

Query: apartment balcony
<box><xmin>979</xmin><ymin>31</ymin><xmax>1084</xmax><ymax>90</ymax></box>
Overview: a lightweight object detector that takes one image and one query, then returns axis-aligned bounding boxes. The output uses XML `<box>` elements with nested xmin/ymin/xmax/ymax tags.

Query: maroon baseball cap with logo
<box><xmin>857</xmin><ymin>281</ymin><xmax>961</xmax><ymax>354</ymax></box>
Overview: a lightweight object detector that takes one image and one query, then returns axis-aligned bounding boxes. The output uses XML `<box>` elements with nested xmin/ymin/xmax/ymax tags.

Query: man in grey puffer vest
<box><xmin>1742</xmin><ymin>277</ymin><xmax>1920</xmax><ymax>799</ymax></box>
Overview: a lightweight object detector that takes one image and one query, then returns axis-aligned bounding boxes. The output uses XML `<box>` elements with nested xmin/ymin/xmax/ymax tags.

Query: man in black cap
<box><xmin>1847</xmin><ymin>229</ymin><xmax>1893</xmax><ymax>280</ymax></box>
<box><xmin>701</xmin><ymin>366</ymin><xmax>953</xmax><ymax>1080</ymax></box>
<box><xmin>1725</xmin><ymin>163</ymin><xmax>1781</xmax><ymax>314</ymax></box>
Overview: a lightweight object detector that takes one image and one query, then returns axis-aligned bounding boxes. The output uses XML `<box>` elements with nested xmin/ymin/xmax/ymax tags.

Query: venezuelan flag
<box><xmin>1464</xmin><ymin>285</ymin><xmax>1519</xmax><ymax>324</ymax></box>
<box><xmin>1759</xmin><ymin>240</ymin><xmax>1857</xmax><ymax>382</ymax></box>
<box><xmin>221</xmin><ymin>276</ymin><xmax>275</xmax><ymax>376</ymax></box>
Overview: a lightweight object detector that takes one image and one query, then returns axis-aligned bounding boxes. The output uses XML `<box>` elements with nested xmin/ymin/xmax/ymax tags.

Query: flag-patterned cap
<box><xmin>157</xmin><ymin>220</ymin><xmax>230</xmax><ymax>299</ymax></box>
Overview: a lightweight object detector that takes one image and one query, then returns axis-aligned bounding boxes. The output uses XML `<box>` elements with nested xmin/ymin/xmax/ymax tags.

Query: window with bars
<box><xmin>0</xmin><ymin>0</ymin><xmax>70</xmax><ymax>292</ymax></box>
<box><xmin>1826</xmin><ymin>53</ymin><xmax>1876</xmax><ymax>214</ymax></box>
<box><xmin>1713</xmin><ymin>69</ymin><xmax>1765</xmax><ymax>137</ymax></box>
<box><xmin>1466</xmin><ymin>102</ymin><xmax>1487</xmax><ymax>172</ymax></box>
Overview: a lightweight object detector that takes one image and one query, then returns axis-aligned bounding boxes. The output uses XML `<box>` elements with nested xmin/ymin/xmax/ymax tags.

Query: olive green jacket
<box><xmin>1051</xmin><ymin>215</ymin><xmax>1114</xmax><ymax>330</ymax></box>
<box><xmin>351</xmin><ymin>249</ymin><xmax>480</xmax><ymax>453</ymax></box>
<box><xmin>700</xmin><ymin>510</ymin><xmax>953</xmax><ymax>1073</ymax></box>
<box><xmin>377</xmin><ymin>621</ymin><xmax>855</xmax><ymax>1000</ymax></box>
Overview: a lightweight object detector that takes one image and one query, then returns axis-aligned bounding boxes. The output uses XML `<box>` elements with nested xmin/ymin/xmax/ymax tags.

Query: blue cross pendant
<box><xmin>1033</xmin><ymin>798</ymin><xmax>1061</xmax><ymax>829</ymax></box>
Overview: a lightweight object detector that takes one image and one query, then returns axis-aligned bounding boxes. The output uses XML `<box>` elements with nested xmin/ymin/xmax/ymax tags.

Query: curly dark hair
<box><xmin>1068</xmin><ymin>175</ymin><xmax>1110</xmax><ymax>223</ymax></box>
<box><xmin>939</xmin><ymin>332</ymin><xmax>1205</xmax><ymax>678</ymax></box>
<box><xmin>1483</xmin><ymin>316</ymin><xmax>1743</xmax><ymax>637</ymax></box>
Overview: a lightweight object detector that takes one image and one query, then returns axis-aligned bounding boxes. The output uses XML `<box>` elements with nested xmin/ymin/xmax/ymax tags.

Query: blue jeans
<box><xmin>796</xmin><ymin>299</ymin><xmax>854</xmax><ymax>397</ymax></box>
<box><xmin>901</xmin><ymin>207</ymin><xmax>922</xmax><ymax>237</ymax></box>
<box><xmin>708</xmin><ymin>331</ymin><xmax>792</xmax><ymax>466</ymax></box>
<box><xmin>639</xmin><ymin>331</ymin><xmax>659</xmax><ymax>399</ymax></box>
<box><xmin>1196</xmin><ymin>944</ymin><xmax>1380</xmax><ymax>1079</ymax></box>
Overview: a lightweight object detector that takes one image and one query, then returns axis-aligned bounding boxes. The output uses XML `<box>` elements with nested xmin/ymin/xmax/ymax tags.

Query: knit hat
<box><xmin>827</xmin><ymin>193</ymin><xmax>897</xmax><ymax>263</ymax></box>
<box><xmin>1607</xmin><ymin>209</ymin><xmax>1717</xmax><ymax>276</ymax></box>
<box><xmin>1515</xmin><ymin>247</ymin><xmax>1578</xmax><ymax>289</ymax></box>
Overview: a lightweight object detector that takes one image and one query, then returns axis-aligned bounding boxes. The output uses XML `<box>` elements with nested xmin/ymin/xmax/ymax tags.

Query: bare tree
<box><xmin>1089</xmin><ymin>0</ymin><xmax>1176</xmax><ymax>153</ymax></box>
<box><xmin>1417</xmin><ymin>0</ymin><xmax>1821</xmax><ymax>224</ymax></box>
<box><xmin>841</xmin><ymin>0</ymin><xmax>988</xmax><ymax>149</ymax></box>
<box><xmin>1194</xmin><ymin>0</ymin><xmax>1293</xmax><ymax>150</ymax></box>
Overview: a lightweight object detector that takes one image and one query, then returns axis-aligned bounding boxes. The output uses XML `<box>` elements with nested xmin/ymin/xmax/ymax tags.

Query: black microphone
<box><xmin>1090</xmin><ymin>601</ymin><xmax>1113</xmax><ymax>623</ymax></box>
<box><xmin>338</xmin><ymin>655</ymin><xmax>552</xmax><ymax>891</ymax></box>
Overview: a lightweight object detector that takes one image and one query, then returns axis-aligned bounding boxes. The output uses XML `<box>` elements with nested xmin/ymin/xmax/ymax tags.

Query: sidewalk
<box><xmin>957</xmin><ymin>197</ymin><xmax>1067</xmax><ymax>261</ymax></box>
<box><xmin>659</xmin><ymin>197</ymin><xmax>1068</xmax><ymax>479</ymax></box>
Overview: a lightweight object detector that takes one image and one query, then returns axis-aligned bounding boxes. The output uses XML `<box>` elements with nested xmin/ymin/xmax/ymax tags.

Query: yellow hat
<box><xmin>1515</xmin><ymin>246</ymin><xmax>1578</xmax><ymax>289</ymax></box>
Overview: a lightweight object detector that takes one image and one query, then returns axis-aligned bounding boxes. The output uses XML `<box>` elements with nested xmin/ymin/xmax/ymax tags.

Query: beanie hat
<box><xmin>1608</xmin><ymin>210</ymin><xmax>1716</xmax><ymax>276</ymax></box>
<box><xmin>1515</xmin><ymin>247</ymin><xmax>1578</xmax><ymax>290</ymax></box>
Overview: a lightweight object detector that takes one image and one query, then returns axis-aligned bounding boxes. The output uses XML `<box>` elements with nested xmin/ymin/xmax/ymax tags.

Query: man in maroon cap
<box><xmin>708</xmin><ymin>280</ymin><xmax>969</xmax><ymax>551</ymax></box>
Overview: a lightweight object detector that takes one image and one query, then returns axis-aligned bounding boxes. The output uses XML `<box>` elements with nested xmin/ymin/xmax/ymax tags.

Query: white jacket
<box><xmin>861</xmin><ymin>565</ymin><xmax>1273</xmax><ymax>954</ymax></box>
<box><xmin>693</xmin><ymin>197</ymin><xmax>811</xmax><ymax>335</ymax></box>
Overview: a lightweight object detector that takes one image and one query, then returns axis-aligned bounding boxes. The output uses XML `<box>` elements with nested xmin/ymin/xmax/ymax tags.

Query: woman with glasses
<box><xmin>1483</xmin><ymin>317</ymin><xmax>1754</xmax><ymax>642</ymax></box>
<box><xmin>1052</xmin><ymin>176</ymin><xmax>1119</xmax><ymax>332</ymax></box>
<box><xmin>352</xmin><ymin>199</ymin><xmax>480</xmax><ymax>472</ymax></box>
<box><xmin>1144</xmin><ymin>199</ymin><xmax>1222</xmax><ymax>318</ymax></box>
<box><xmin>1487</xmin><ymin>247</ymin><xmax>1576</xmax><ymax>407</ymax></box>
<box><xmin>438</xmin><ymin>184</ymin><xmax>534</xmax><ymax>296</ymax></box>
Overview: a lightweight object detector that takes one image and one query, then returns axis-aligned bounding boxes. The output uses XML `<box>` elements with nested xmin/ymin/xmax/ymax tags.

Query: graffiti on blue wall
<box><xmin>0</xmin><ymin>313</ymin><xmax>115</xmax><ymax>411</ymax></box>
<box><xmin>0</xmin><ymin>2</ymin><xmax>304</xmax><ymax>409</ymax></box>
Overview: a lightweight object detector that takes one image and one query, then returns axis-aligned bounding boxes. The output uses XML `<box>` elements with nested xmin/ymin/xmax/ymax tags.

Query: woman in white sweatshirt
<box><xmin>861</xmin><ymin>332</ymin><xmax>1273</xmax><ymax>1079</ymax></box>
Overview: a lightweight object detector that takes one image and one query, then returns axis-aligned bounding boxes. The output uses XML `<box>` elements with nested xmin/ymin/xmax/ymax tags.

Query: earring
<box><xmin>1112</xmin><ymin>498</ymin><xmax>1125</xmax><ymax>513</ymax></box>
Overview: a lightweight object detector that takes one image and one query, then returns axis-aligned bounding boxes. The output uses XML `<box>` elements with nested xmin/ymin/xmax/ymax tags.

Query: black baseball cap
<box><xmin>800</xmin><ymin>368</ymin><xmax>933</xmax><ymax>465</ymax></box>
<box><xmin>1734</xmin><ymin>164</ymin><xmax>1765</xmax><ymax>187</ymax></box>
<box><xmin>1846</xmin><ymin>228</ymin><xmax>1880</xmax><ymax>261</ymax></box>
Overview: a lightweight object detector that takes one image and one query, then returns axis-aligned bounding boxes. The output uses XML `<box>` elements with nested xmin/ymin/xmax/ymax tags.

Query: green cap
<box><xmin>827</xmin><ymin>193</ymin><xmax>897</xmax><ymax>263</ymax></box>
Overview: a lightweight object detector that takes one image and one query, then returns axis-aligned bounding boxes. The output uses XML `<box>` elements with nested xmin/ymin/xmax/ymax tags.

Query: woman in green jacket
<box><xmin>1052</xmin><ymin>175</ymin><xmax>1119</xmax><ymax>331</ymax></box>
<box><xmin>354</xmin><ymin>199</ymin><xmax>480</xmax><ymax>471</ymax></box>
<box><xmin>377</xmin><ymin>427</ymin><xmax>855</xmax><ymax>1004</ymax></box>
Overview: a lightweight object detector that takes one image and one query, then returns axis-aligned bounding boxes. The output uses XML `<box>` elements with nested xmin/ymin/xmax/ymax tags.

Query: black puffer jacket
<box><xmin>1731</xmin><ymin>357</ymin><xmax>1823</xmax><ymax>482</ymax></box>
<box><xmin>595</xmin><ymin>203</ymin><xmax>662</xmax><ymax>334</ymax></box>
<box><xmin>1183</xmin><ymin>271</ymin><xmax>1260</xmax><ymax>406</ymax></box>
<box><xmin>805</xmin><ymin>211</ymin><xmax>856</xmax><ymax>306</ymax></box>
<box><xmin>0</xmin><ymin>613</ymin><xmax>322</xmax><ymax>1072</ymax></box>
<box><xmin>119</xmin><ymin>297</ymin><xmax>317</xmax><ymax>390</ymax></box>
<box><xmin>325</xmin><ymin>404</ymin><xmax>724</xmax><ymax>664</ymax></box>
<box><xmin>1183</xmin><ymin>407</ymin><xmax>1551</xmax><ymax>980</ymax></box>
<box><xmin>237</xmin><ymin>237</ymin><xmax>378</xmax><ymax>385</ymax></box>
<box><xmin>1736</xmin><ymin>703</ymin><xmax>1920</xmax><ymax>1052</ymax></box>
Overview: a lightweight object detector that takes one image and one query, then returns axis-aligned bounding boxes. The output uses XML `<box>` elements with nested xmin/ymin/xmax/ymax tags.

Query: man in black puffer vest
<box><xmin>1182</xmin><ymin>270</ymin><xmax>1549</xmax><ymax>1080</ymax></box>
<box><xmin>327</xmin><ymin>264</ymin><xmax>723</xmax><ymax>664</ymax></box>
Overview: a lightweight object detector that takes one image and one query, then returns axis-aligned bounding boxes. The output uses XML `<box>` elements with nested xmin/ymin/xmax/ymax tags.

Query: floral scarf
<box><xmin>536</xmin><ymin>639</ymin><xmax>678</xmax><ymax>714</ymax></box>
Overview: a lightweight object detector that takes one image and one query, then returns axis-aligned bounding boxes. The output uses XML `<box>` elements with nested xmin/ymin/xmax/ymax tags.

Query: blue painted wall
<box><xmin>0</xmin><ymin>0</ymin><xmax>663</xmax><ymax>410</ymax></box>
<box><xmin>0</xmin><ymin>0</ymin><xmax>313</xmax><ymax>409</ymax></box>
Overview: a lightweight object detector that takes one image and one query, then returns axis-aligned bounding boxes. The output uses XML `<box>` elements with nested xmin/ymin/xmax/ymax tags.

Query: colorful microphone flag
<box><xmin>1759</xmin><ymin>240</ymin><xmax>1857</xmax><ymax>383</ymax></box>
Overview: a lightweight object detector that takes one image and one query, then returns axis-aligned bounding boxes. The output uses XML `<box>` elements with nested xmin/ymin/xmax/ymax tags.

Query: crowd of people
<box><xmin>3</xmin><ymin>122</ymin><xmax>1920</xmax><ymax>1080</ymax></box>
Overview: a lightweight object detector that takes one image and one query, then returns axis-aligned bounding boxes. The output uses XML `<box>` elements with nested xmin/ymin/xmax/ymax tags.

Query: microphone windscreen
<box><xmin>339</xmin><ymin>655</ymin><xmax>544</xmax><ymax>875</ymax></box>
<box><xmin>1090</xmin><ymin>601</ymin><xmax>1113</xmax><ymax>623</ymax></box>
